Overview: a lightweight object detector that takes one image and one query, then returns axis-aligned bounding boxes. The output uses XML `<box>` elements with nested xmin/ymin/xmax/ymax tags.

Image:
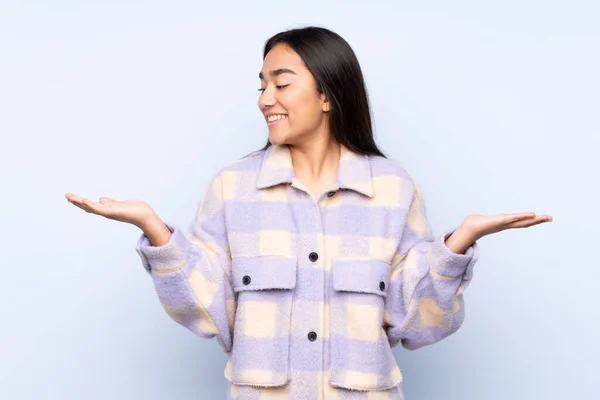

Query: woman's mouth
<box><xmin>266</xmin><ymin>114</ymin><xmax>288</xmax><ymax>126</ymax></box>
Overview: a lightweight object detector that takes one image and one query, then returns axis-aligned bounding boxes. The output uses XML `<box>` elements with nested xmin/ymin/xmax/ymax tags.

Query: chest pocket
<box><xmin>329</xmin><ymin>257</ymin><xmax>403</xmax><ymax>391</ymax></box>
<box><xmin>226</xmin><ymin>255</ymin><xmax>297</xmax><ymax>387</ymax></box>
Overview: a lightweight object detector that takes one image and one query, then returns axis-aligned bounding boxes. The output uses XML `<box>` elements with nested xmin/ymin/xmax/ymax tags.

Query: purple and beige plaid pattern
<box><xmin>136</xmin><ymin>143</ymin><xmax>479</xmax><ymax>399</ymax></box>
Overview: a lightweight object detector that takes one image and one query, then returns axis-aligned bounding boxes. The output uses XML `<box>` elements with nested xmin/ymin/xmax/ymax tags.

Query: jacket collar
<box><xmin>256</xmin><ymin>143</ymin><xmax>374</xmax><ymax>198</ymax></box>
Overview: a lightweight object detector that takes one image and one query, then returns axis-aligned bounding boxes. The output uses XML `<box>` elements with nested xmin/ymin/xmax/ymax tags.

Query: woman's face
<box><xmin>258</xmin><ymin>43</ymin><xmax>330</xmax><ymax>145</ymax></box>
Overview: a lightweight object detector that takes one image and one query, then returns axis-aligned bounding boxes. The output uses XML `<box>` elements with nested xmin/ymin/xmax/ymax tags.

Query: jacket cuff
<box><xmin>427</xmin><ymin>226</ymin><xmax>479</xmax><ymax>280</ymax></box>
<box><xmin>135</xmin><ymin>223</ymin><xmax>186</xmax><ymax>273</ymax></box>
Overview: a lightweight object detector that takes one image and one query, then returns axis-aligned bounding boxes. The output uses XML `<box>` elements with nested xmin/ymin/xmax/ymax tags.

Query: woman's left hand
<box><xmin>445</xmin><ymin>212</ymin><xmax>553</xmax><ymax>254</ymax></box>
<box><xmin>463</xmin><ymin>212</ymin><xmax>553</xmax><ymax>240</ymax></box>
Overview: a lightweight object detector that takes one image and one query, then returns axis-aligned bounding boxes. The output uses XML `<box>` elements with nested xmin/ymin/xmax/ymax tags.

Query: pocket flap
<box><xmin>232</xmin><ymin>255</ymin><xmax>297</xmax><ymax>292</ymax></box>
<box><xmin>332</xmin><ymin>257</ymin><xmax>391</xmax><ymax>297</ymax></box>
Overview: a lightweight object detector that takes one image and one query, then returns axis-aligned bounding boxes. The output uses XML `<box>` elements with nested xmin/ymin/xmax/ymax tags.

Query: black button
<box><xmin>242</xmin><ymin>275</ymin><xmax>251</xmax><ymax>285</ymax></box>
<box><xmin>327</xmin><ymin>191</ymin><xmax>336</xmax><ymax>197</ymax></box>
<box><xmin>307</xmin><ymin>331</ymin><xmax>317</xmax><ymax>341</ymax></box>
<box><xmin>308</xmin><ymin>252</ymin><xmax>318</xmax><ymax>262</ymax></box>
<box><xmin>379</xmin><ymin>281</ymin><xmax>385</xmax><ymax>291</ymax></box>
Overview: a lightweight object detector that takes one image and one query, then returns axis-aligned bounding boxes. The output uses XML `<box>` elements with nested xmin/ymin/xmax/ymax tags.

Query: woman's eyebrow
<box><xmin>258</xmin><ymin>68</ymin><xmax>298</xmax><ymax>80</ymax></box>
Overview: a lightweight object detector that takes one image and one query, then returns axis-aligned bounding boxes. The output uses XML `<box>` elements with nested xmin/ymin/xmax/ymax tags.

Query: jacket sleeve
<box><xmin>384</xmin><ymin>180</ymin><xmax>479</xmax><ymax>351</ymax></box>
<box><xmin>135</xmin><ymin>170</ymin><xmax>234</xmax><ymax>353</ymax></box>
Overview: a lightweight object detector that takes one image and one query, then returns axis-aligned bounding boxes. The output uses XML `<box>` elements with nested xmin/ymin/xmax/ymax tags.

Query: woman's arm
<box><xmin>384</xmin><ymin>182</ymin><xmax>479</xmax><ymax>351</ymax></box>
<box><xmin>135</xmin><ymin>171</ymin><xmax>235</xmax><ymax>354</ymax></box>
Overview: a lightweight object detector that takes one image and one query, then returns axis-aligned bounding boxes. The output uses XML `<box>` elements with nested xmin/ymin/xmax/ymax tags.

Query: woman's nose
<box><xmin>258</xmin><ymin>91</ymin><xmax>276</xmax><ymax>109</ymax></box>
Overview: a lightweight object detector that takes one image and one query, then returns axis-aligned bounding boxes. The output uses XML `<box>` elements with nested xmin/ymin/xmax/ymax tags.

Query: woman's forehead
<box><xmin>261</xmin><ymin>44</ymin><xmax>307</xmax><ymax>76</ymax></box>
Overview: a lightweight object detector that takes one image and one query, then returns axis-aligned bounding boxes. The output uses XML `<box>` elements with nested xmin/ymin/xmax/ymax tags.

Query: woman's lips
<box><xmin>267</xmin><ymin>115</ymin><xmax>288</xmax><ymax>126</ymax></box>
<box><xmin>268</xmin><ymin>119</ymin><xmax>285</xmax><ymax>126</ymax></box>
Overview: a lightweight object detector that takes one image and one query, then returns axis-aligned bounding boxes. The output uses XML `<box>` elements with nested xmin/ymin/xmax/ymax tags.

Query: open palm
<box><xmin>65</xmin><ymin>193</ymin><xmax>155</xmax><ymax>228</ymax></box>
<box><xmin>462</xmin><ymin>212</ymin><xmax>553</xmax><ymax>240</ymax></box>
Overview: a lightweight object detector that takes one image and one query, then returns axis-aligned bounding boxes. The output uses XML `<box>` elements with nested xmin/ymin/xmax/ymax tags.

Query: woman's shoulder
<box><xmin>367</xmin><ymin>153</ymin><xmax>418</xmax><ymax>187</ymax></box>
<box><xmin>202</xmin><ymin>148</ymin><xmax>267</xmax><ymax>190</ymax></box>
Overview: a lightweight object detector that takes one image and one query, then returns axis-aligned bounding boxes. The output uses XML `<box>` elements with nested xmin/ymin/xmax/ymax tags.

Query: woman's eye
<box><xmin>257</xmin><ymin>85</ymin><xmax>289</xmax><ymax>93</ymax></box>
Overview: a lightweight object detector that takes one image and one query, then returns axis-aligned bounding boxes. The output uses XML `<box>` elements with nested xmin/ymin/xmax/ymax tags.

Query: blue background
<box><xmin>1</xmin><ymin>1</ymin><xmax>597</xmax><ymax>399</ymax></box>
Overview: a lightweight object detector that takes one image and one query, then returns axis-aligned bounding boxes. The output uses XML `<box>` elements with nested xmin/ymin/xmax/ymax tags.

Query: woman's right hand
<box><xmin>65</xmin><ymin>192</ymin><xmax>157</xmax><ymax>229</ymax></box>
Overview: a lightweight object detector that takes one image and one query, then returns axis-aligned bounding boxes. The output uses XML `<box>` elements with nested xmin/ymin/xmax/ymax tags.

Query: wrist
<box><xmin>138</xmin><ymin>212</ymin><xmax>165</xmax><ymax>233</ymax></box>
<box><xmin>456</xmin><ymin>223</ymin><xmax>480</xmax><ymax>243</ymax></box>
<box><xmin>139</xmin><ymin>215</ymin><xmax>172</xmax><ymax>247</ymax></box>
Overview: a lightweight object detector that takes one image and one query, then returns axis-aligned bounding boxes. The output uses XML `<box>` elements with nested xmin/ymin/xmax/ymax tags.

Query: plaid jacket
<box><xmin>136</xmin><ymin>143</ymin><xmax>479</xmax><ymax>399</ymax></box>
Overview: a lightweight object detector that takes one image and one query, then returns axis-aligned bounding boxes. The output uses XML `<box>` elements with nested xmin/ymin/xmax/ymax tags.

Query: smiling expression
<box><xmin>258</xmin><ymin>43</ymin><xmax>330</xmax><ymax>145</ymax></box>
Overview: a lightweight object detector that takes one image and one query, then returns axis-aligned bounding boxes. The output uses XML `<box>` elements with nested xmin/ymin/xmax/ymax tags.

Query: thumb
<box><xmin>99</xmin><ymin>197</ymin><xmax>116</xmax><ymax>204</ymax></box>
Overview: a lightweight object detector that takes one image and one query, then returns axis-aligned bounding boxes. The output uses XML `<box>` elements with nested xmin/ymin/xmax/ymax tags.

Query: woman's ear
<box><xmin>320</xmin><ymin>92</ymin><xmax>330</xmax><ymax>112</ymax></box>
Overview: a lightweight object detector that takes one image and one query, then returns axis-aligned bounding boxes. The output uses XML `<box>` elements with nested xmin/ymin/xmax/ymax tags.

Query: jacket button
<box><xmin>242</xmin><ymin>275</ymin><xmax>251</xmax><ymax>285</ymax></box>
<box><xmin>308</xmin><ymin>252</ymin><xmax>319</xmax><ymax>262</ymax></box>
<box><xmin>327</xmin><ymin>191</ymin><xmax>336</xmax><ymax>197</ymax></box>
<box><xmin>379</xmin><ymin>281</ymin><xmax>385</xmax><ymax>291</ymax></box>
<box><xmin>307</xmin><ymin>331</ymin><xmax>317</xmax><ymax>341</ymax></box>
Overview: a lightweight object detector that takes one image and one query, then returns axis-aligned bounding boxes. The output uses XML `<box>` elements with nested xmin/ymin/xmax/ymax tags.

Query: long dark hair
<box><xmin>256</xmin><ymin>25</ymin><xmax>387</xmax><ymax>159</ymax></box>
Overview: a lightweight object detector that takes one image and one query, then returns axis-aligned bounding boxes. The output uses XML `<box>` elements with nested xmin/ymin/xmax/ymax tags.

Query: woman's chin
<box><xmin>268</xmin><ymin>131</ymin><xmax>289</xmax><ymax>145</ymax></box>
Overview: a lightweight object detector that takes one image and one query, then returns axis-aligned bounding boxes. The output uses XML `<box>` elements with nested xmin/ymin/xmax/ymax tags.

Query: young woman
<box><xmin>66</xmin><ymin>26</ymin><xmax>552</xmax><ymax>400</ymax></box>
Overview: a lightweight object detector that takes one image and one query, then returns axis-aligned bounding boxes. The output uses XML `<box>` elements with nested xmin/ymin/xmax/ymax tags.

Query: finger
<box><xmin>502</xmin><ymin>212</ymin><xmax>536</xmax><ymax>225</ymax></box>
<box><xmin>506</xmin><ymin>216</ymin><xmax>551</xmax><ymax>228</ymax></box>
<box><xmin>67</xmin><ymin>194</ymin><xmax>98</xmax><ymax>214</ymax></box>
<box><xmin>66</xmin><ymin>193</ymin><xmax>84</xmax><ymax>202</ymax></box>
<box><xmin>70</xmin><ymin>200</ymin><xmax>91</xmax><ymax>213</ymax></box>
<box><xmin>66</xmin><ymin>195</ymin><xmax>86</xmax><ymax>209</ymax></box>
<box><xmin>521</xmin><ymin>219</ymin><xmax>548</xmax><ymax>228</ymax></box>
<box><xmin>70</xmin><ymin>197</ymin><xmax>109</xmax><ymax>216</ymax></box>
<box><xmin>98</xmin><ymin>197</ymin><xmax>116</xmax><ymax>205</ymax></box>
<box><xmin>81</xmin><ymin>198</ymin><xmax>111</xmax><ymax>215</ymax></box>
